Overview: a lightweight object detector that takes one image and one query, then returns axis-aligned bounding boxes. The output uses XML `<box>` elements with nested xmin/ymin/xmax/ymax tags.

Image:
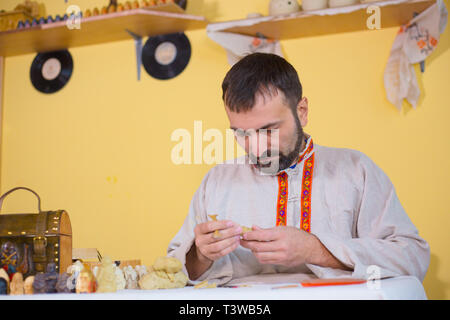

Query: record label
<box><xmin>42</xmin><ymin>58</ymin><xmax>61</xmax><ymax>80</ymax></box>
<box><xmin>155</xmin><ymin>42</ymin><xmax>177</xmax><ymax>65</ymax></box>
<box><xmin>30</xmin><ymin>50</ymin><xmax>73</xmax><ymax>94</ymax></box>
<box><xmin>142</xmin><ymin>32</ymin><xmax>191</xmax><ymax>80</ymax></box>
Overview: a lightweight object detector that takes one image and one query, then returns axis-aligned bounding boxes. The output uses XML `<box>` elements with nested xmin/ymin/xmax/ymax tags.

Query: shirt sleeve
<box><xmin>166</xmin><ymin>168</ymin><xmax>234</xmax><ymax>285</ymax></box>
<box><xmin>306</xmin><ymin>152</ymin><xmax>430</xmax><ymax>282</ymax></box>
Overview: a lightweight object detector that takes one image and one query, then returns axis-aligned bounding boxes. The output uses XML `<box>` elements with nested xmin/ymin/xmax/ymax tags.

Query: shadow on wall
<box><xmin>424</xmin><ymin>253</ymin><xmax>450</xmax><ymax>300</ymax></box>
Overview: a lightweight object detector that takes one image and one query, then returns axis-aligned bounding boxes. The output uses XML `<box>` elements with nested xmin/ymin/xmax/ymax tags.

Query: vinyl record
<box><xmin>30</xmin><ymin>50</ymin><xmax>73</xmax><ymax>94</ymax></box>
<box><xmin>142</xmin><ymin>32</ymin><xmax>191</xmax><ymax>80</ymax></box>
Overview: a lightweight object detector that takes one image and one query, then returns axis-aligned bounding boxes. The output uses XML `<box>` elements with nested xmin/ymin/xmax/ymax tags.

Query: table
<box><xmin>1</xmin><ymin>276</ymin><xmax>426</xmax><ymax>300</ymax></box>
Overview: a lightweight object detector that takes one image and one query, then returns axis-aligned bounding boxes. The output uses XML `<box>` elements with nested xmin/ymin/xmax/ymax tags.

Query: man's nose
<box><xmin>247</xmin><ymin>133</ymin><xmax>269</xmax><ymax>158</ymax></box>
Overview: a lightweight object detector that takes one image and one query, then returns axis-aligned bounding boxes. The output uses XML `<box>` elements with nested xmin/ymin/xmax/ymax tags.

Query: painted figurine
<box><xmin>32</xmin><ymin>272</ymin><xmax>46</xmax><ymax>294</ymax></box>
<box><xmin>55</xmin><ymin>272</ymin><xmax>72</xmax><ymax>293</ymax></box>
<box><xmin>0</xmin><ymin>278</ymin><xmax>7</xmax><ymax>295</ymax></box>
<box><xmin>66</xmin><ymin>260</ymin><xmax>83</xmax><ymax>292</ymax></box>
<box><xmin>0</xmin><ymin>241</ymin><xmax>18</xmax><ymax>280</ymax></box>
<box><xmin>24</xmin><ymin>275</ymin><xmax>35</xmax><ymax>294</ymax></box>
<box><xmin>10</xmin><ymin>272</ymin><xmax>24</xmax><ymax>295</ymax></box>
<box><xmin>75</xmin><ymin>264</ymin><xmax>97</xmax><ymax>293</ymax></box>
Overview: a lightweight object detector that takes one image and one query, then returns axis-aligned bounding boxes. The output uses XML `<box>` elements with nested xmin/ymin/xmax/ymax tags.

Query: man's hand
<box><xmin>240</xmin><ymin>225</ymin><xmax>314</xmax><ymax>267</ymax></box>
<box><xmin>194</xmin><ymin>220</ymin><xmax>242</xmax><ymax>262</ymax></box>
<box><xmin>186</xmin><ymin>220</ymin><xmax>242</xmax><ymax>280</ymax></box>
<box><xmin>240</xmin><ymin>225</ymin><xmax>352</xmax><ymax>271</ymax></box>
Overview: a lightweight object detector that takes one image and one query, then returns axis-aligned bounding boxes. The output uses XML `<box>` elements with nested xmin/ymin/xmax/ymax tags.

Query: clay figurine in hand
<box><xmin>10</xmin><ymin>272</ymin><xmax>24</xmax><ymax>295</ymax></box>
<box><xmin>96</xmin><ymin>256</ymin><xmax>117</xmax><ymax>293</ymax></box>
<box><xmin>269</xmin><ymin>0</ymin><xmax>300</xmax><ymax>16</ymax></box>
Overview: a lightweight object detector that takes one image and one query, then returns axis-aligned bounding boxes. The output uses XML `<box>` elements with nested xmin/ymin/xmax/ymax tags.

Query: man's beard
<box><xmin>251</xmin><ymin>114</ymin><xmax>304</xmax><ymax>174</ymax></box>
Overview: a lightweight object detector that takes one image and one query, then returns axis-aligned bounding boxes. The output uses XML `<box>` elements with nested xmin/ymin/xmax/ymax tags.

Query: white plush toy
<box><xmin>269</xmin><ymin>0</ymin><xmax>300</xmax><ymax>16</ymax></box>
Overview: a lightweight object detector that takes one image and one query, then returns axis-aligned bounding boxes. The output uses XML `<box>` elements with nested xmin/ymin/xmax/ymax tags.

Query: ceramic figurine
<box><xmin>24</xmin><ymin>276</ymin><xmax>35</xmax><ymax>294</ymax></box>
<box><xmin>114</xmin><ymin>264</ymin><xmax>126</xmax><ymax>290</ymax></box>
<box><xmin>268</xmin><ymin>0</ymin><xmax>300</xmax><ymax>16</ymax></box>
<box><xmin>96</xmin><ymin>256</ymin><xmax>117</xmax><ymax>293</ymax></box>
<box><xmin>32</xmin><ymin>272</ymin><xmax>46</xmax><ymax>294</ymax></box>
<box><xmin>135</xmin><ymin>265</ymin><xmax>148</xmax><ymax>281</ymax></box>
<box><xmin>0</xmin><ymin>241</ymin><xmax>18</xmax><ymax>280</ymax></box>
<box><xmin>301</xmin><ymin>0</ymin><xmax>327</xmax><ymax>11</ymax></box>
<box><xmin>43</xmin><ymin>263</ymin><xmax>58</xmax><ymax>293</ymax></box>
<box><xmin>10</xmin><ymin>272</ymin><xmax>24</xmax><ymax>295</ymax></box>
<box><xmin>75</xmin><ymin>264</ymin><xmax>97</xmax><ymax>293</ymax></box>
<box><xmin>55</xmin><ymin>272</ymin><xmax>72</xmax><ymax>293</ymax></box>
<box><xmin>0</xmin><ymin>268</ymin><xmax>10</xmax><ymax>292</ymax></box>
<box><xmin>0</xmin><ymin>278</ymin><xmax>7</xmax><ymax>295</ymax></box>
<box><xmin>66</xmin><ymin>260</ymin><xmax>84</xmax><ymax>292</ymax></box>
<box><xmin>124</xmin><ymin>265</ymin><xmax>138</xmax><ymax>289</ymax></box>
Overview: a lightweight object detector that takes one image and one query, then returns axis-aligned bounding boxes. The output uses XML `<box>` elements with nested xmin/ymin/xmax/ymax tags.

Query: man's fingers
<box><xmin>240</xmin><ymin>239</ymin><xmax>279</xmax><ymax>252</ymax></box>
<box><xmin>242</xmin><ymin>227</ymin><xmax>277</xmax><ymax>242</ymax></box>
<box><xmin>197</xmin><ymin>220</ymin><xmax>235</xmax><ymax>234</ymax></box>
<box><xmin>207</xmin><ymin>236</ymin><xmax>240</xmax><ymax>254</ymax></box>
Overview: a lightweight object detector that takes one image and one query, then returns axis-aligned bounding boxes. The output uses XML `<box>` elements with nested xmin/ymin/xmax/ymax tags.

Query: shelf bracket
<box><xmin>125</xmin><ymin>29</ymin><xmax>143</xmax><ymax>81</ymax></box>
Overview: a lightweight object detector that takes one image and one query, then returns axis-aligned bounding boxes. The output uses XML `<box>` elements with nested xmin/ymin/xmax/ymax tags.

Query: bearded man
<box><xmin>168</xmin><ymin>53</ymin><xmax>430</xmax><ymax>286</ymax></box>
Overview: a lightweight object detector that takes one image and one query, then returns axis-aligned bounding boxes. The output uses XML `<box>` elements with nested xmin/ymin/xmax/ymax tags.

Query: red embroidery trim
<box><xmin>300</xmin><ymin>153</ymin><xmax>314</xmax><ymax>233</ymax></box>
<box><xmin>276</xmin><ymin>138</ymin><xmax>315</xmax><ymax>231</ymax></box>
<box><xmin>276</xmin><ymin>172</ymin><xmax>288</xmax><ymax>226</ymax></box>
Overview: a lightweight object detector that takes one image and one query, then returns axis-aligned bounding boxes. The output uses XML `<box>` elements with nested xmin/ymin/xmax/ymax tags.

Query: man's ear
<box><xmin>296</xmin><ymin>97</ymin><xmax>308</xmax><ymax>127</ymax></box>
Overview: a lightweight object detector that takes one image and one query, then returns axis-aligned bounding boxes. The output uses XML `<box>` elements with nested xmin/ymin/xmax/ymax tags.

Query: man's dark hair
<box><xmin>222</xmin><ymin>53</ymin><xmax>303</xmax><ymax>113</ymax></box>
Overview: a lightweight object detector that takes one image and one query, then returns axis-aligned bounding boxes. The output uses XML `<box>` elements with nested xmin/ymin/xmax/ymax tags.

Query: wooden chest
<box><xmin>0</xmin><ymin>187</ymin><xmax>72</xmax><ymax>278</ymax></box>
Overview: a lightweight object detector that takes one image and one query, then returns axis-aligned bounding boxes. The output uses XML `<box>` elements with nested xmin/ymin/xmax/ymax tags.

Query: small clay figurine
<box><xmin>24</xmin><ymin>275</ymin><xmax>35</xmax><ymax>294</ymax></box>
<box><xmin>0</xmin><ymin>278</ymin><xmax>7</xmax><ymax>294</ymax></box>
<box><xmin>66</xmin><ymin>260</ymin><xmax>83</xmax><ymax>292</ymax></box>
<box><xmin>55</xmin><ymin>272</ymin><xmax>72</xmax><ymax>293</ymax></box>
<box><xmin>43</xmin><ymin>263</ymin><xmax>58</xmax><ymax>293</ymax></box>
<box><xmin>124</xmin><ymin>265</ymin><xmax>138</xmax><ymax>289</ymax></box>
<box><xmin>0</xmin><ymin>268</ymin><xmax>9</xmax><ymax>293</ymax></box>
<box><xmin>32</xmin><ymin>273</ymin><xmax>46</xmax><ymax>294</ymax></box>
<box><xmin>114</xmin><ymin>265</ymin><xmax>126</xmax><ymax>290</ymax></box>
<box><xmin>135</xmin><ymin>265</ymin><xmax>148</xmax><ymax>281</ymax></box>
<box><xmin>0</xmin><ymin>241</ymin><xmax>18</xmax><ymax>280</ymax></box>
<box><xmin>10</xmin><ymin>272</ymin><xmax>24</xmax><ymax>295</ymax></box>
<box><xmin>75</xmin><ymin>264</ymin><xmax>97</xmax><ymax>293</ymax></box>
<box><xmin>96</xmin><ymin>256</ymin><xmax>117</xmax><ymax>293</ymax></box>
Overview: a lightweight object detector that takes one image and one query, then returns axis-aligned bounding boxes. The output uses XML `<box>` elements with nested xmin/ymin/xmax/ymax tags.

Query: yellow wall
<box><xmin>1</xmin><ymin>0</ymin><xmax>449</xmax><ymax>299</ymax></box>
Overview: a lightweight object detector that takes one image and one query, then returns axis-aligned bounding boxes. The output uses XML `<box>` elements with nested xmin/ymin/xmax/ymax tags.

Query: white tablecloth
<box><xmin>1</xmin><ymin>276</ymin><xmax>426</xmax><ymax>300</ymax></box>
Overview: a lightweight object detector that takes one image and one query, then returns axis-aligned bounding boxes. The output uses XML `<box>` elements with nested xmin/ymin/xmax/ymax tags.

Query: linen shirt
<box><xmin>167</xmin><ymin>133</ymin><xmax>430</xmax><ymax>285</ymax></box>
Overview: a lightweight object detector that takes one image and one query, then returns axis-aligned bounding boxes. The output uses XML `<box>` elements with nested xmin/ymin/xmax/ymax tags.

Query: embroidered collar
<box><xmin>279</xmin><ymin>133</ymin><xmax>314</xmax><ymax>174</ymax></box>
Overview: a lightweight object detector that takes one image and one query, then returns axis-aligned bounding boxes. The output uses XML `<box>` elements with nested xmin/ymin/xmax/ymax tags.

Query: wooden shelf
<box><xmin>0</xmin><ymin>3</ymin><xmax>208</xmax><ymax>57</ymax></box>
<box><xmin>206</xmin><ymin>0</ymin><xmax>436</xmax><ymax>40</ymax></box>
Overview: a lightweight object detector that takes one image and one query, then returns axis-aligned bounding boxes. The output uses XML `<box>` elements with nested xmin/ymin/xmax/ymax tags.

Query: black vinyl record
<box><xmin>30</xmin><ymin>50</ymin><xmax>73</xmax><ymax>94</ymax></box>
<box><xmin>142</xmin><ymin>32</ymin><xmax>191</xmax><ymax>80</ymax></box>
